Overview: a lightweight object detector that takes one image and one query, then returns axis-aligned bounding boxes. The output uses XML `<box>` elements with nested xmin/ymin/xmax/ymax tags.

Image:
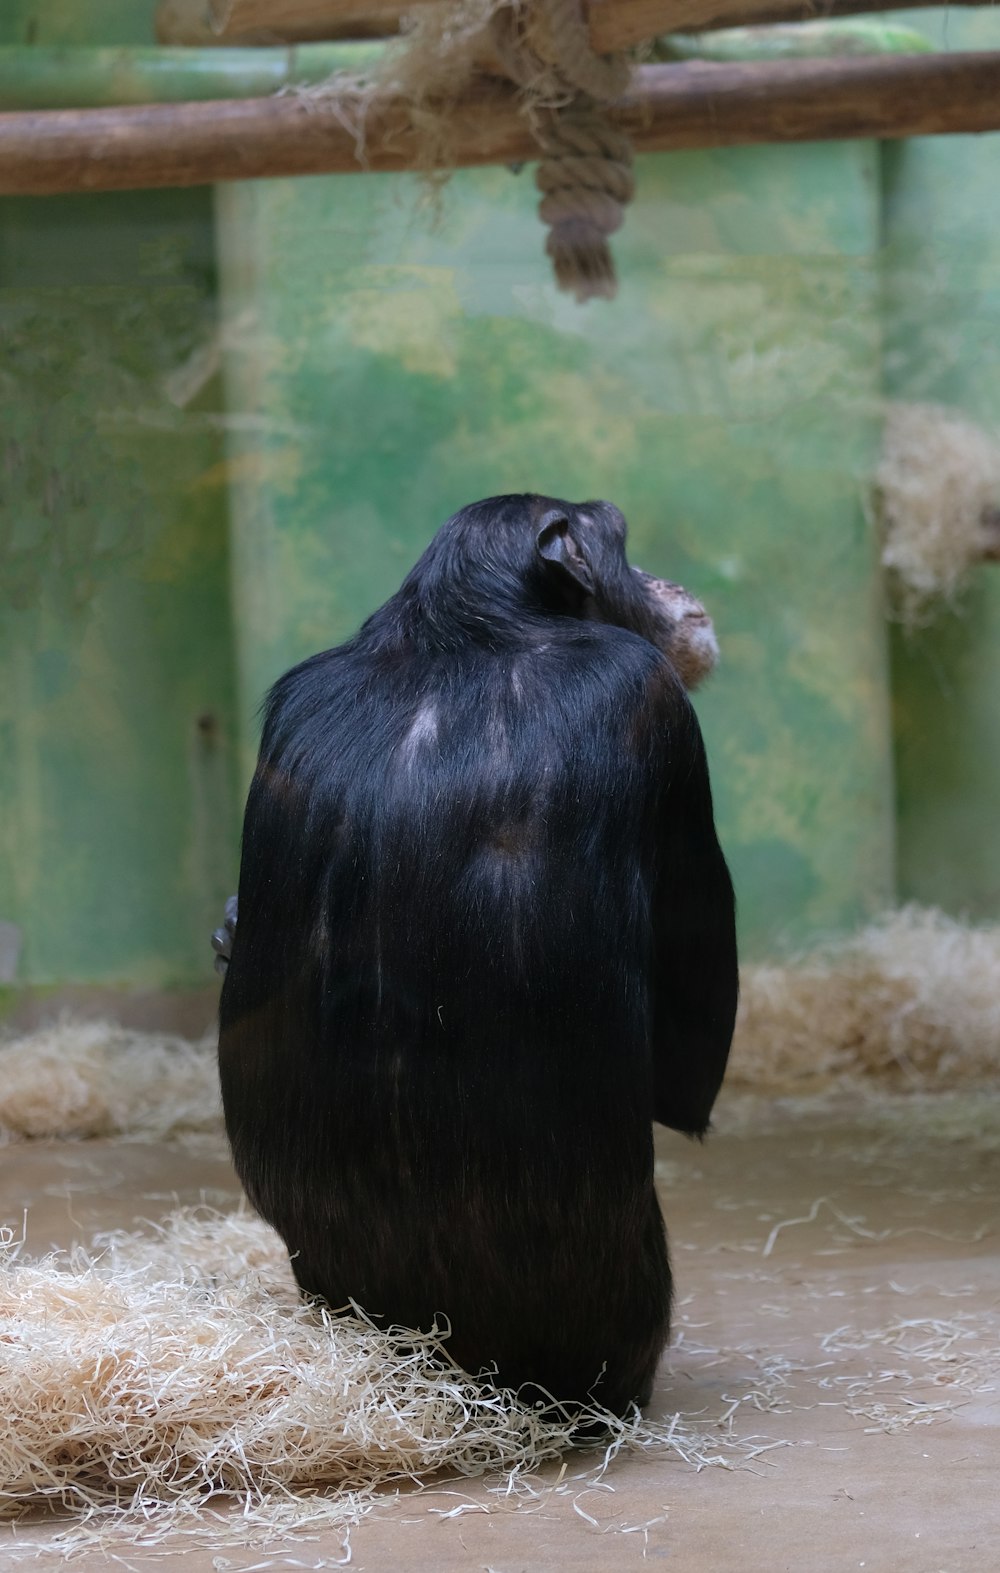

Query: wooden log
<box><xmin>199</xmin><ymin>0</ymin><xmax>1000</xmax><ymax>50</ymax></box>
<box><xmin>207</xmin><ymin>0</ymin><xmax>415</xmax><ymax>40</ymax></box>
<box><xmin>589</xmin><ymin>0</ymin><xmax>919</xmax><ymax>51</ymax></box>
<box><xmin>600</xmin><ymin>0</ymin><xmax>999</xmax><ymax>44</ymax></box>
<box><xmin>4</xmin><ymin>53</ymin><xmax>1000</xmax><ymax>197</ymax></box>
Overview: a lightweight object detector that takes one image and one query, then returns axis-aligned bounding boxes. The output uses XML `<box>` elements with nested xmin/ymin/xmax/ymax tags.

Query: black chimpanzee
<box><xmin>217</xmin><ymin>494</ymin><xmax>737</xmax><ymax>1417</ymax></box>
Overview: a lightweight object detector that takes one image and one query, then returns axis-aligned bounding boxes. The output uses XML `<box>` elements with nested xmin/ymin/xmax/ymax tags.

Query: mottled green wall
<box><xmin>9</xmin><ymin>3</ymin><xmax>995</xmax><ymax>995</ymax></box>
<box><xmin>217</xmin><ymin>145</ymin><xmax>894</xmax><ymax>958</ymax></box>
<box><xmin>882</xmin><ymin>10</ymin><xmax>1000</xmax><ymax>919</ymax></box>
<box><xmin>0</xmin><ymin>191</ymin><xmax>240</xmax><ymax>988</ymax></box>
<box><xmin>0</xmin><ymin>2</ymin><xmax>240</xmax><ymax>994</ymax></box>
<box><xmin>0</xmin><ymin>0</ymin><xmax>157</xmax><ymax>45</ymax></box>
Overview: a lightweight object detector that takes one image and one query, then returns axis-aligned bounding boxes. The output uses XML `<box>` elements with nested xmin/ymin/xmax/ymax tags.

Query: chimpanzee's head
<box><xmin>407</xmin><ymin>494</ymin><xmax>719</xmax><ymax>690</ymax></box>
<box><xmin>531</xmin><ymin>497</ymin><xmax>720</xmax><ymax>690</ymax></box>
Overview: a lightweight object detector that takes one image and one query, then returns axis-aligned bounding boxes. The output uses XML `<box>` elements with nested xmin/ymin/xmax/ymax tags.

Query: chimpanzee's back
<box><xmin>219</xmin><ymin>616</ymin><xmax>677</xmax><ymax>1411</ymax></box>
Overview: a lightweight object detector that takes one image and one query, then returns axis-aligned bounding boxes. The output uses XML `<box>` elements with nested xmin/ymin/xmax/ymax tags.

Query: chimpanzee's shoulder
<box><xmin>256</xmin><ymin>643</ymin><xmax>368</xmax><ymax>762</ymax></box>
<box><xmin>547</xmin><ymin>621</ymin><xmax>682</xmax><ymax>693</ymax></box>
<box><xmin>267</xmin><ymin>641</ymin><xmax>359</xmax><ymax>701</ymax></box>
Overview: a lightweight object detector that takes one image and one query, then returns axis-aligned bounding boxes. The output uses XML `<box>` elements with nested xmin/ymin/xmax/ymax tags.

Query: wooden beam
<box><xmin>594</xmin><ymin>0</ymin><xmax>1000</xmax><ymax>45</ymax></box>
<box><xmin>207</xmin><ymin>0</ymin><xmax>416</xmax><ymax>40</ymax></box>
<box><xmin>198</xmin><ymin>0</ymin><xmax>1000</xmax><ymax>50</ymax></box>
<box><xmin>590</xmin><ymin>0</ymin><xmax>723</xmax><ymax>49</ymax></box>
<box><xmin>4</xmin><ymin>53</ymin><xmax>1000</xmax><ymax>197</ymax></box>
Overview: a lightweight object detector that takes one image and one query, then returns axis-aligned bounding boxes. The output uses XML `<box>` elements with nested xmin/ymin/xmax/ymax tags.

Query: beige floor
<box><xmin>3</xmin><ymin>1090</ymin><xmax>998</xmax><ymax>1570</ymax></box>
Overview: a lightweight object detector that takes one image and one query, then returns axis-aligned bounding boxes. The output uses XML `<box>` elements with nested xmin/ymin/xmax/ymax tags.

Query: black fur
<box><xmin>218</xmin><ymin>494</ymin><xmax>737</xmax><ymax>1416</ymax></box>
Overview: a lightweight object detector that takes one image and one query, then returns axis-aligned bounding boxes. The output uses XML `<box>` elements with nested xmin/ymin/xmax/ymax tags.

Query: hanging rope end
<box><xmin>546</xmin><ymin>220</ymin><xmax>619</xmax><ymax>302</ymax></box>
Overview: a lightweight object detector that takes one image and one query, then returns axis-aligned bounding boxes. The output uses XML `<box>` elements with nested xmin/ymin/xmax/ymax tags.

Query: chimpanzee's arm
<box><xmin>216</xmin><ymin>648</ymin><xmax>355</xmax><ymax>1035</ymax></box>
<box><xmin>649</xmin><ymin>706</ymin><xmax>738</xmax><ymax>1137</ymax></box>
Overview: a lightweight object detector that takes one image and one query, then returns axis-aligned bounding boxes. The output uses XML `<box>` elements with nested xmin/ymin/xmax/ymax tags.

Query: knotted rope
<box><xmin>357</xmin><ymin>0</ymin><xmax>634</xmax><ymax>300</ymax></box>
<box><xmin>491</xmin><ymin>0</ymin><xmax>633</xmax><ymax>301</ymax></box>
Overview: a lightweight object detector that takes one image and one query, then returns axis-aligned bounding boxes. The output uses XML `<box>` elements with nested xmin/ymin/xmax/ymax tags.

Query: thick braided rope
<box><xmin>536</xmin><ymin>111</ymin><xmax>634</xmax><ymax>301</ymax></box>
<box><xmin>492</xmin><ymin>0</ymin><xmax>633</xmax><ymax>302</ymax></box>
<box><xmin>529</xmin><ymin>0</ymin><xmax>629</xmax><ymax>101</ymax></box>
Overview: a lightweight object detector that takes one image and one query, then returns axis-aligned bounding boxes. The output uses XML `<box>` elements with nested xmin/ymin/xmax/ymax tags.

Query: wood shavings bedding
<box><xmin>0</xmin><ymin>1208</ymin><xmax>761</xmax><ymax>1559</ymax></box>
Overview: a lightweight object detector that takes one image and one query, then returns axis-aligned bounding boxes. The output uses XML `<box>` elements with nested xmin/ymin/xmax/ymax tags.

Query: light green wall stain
<box><xmin>217</xmin><ymin>143</ymin><xmax>894</xmax><ymax>955</ymax></box>
<box><xmin>881</xmin><ymin>9</ymin><xmax>1000</xmax><ymax>921</ymax></box>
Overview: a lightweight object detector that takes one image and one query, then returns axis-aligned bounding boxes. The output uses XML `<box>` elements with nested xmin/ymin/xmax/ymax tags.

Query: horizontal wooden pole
<box><xmin>194</xmin><ymin>0</ymin><xmax>1000</xmax><ymax>50</ymax></box>
<box><xmin>589</xmin><ymin>0</ymin><xmax>969</xmax><ymax>49</ymax></box>
<box><xmin>157</xmin><ymin>0</ymin><xmax>415</xmax><ymax>43</ymax></box>
<box><xmin>4</xmin><ymin>53</ymin><xmax>1000</xmax><ymax>197</ymax></box>
<box><xmin>208</xmin><ymin>0</ymin><xmax>418</xmax><ymax>40</ymax></box>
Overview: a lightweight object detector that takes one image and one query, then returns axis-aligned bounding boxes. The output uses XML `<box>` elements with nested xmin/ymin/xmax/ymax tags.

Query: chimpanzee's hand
<box><xmin>211</xmin><ymin>894</ymin><xmax>238</xmax><ymax>977</ymax></box>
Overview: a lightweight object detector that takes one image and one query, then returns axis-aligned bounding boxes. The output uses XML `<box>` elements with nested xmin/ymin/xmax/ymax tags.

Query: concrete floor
<box><xmin>3</xmin><ymin>1089</ymin><xmax>998</xmax><ymax>1570</ymax></box>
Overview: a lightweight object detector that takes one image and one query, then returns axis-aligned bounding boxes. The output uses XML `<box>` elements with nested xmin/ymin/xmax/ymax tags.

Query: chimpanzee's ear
<box><xmin>535</xmin><ymin>510</ymin><xmax>595</xmax><ymax>599</ymax></box>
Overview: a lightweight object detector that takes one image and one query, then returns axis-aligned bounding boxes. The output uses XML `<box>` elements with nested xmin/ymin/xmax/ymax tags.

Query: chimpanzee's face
<box><xmin>630</xmin><ymin>570</ymin><xmax>720</xmax><ymax>690</ymax></box>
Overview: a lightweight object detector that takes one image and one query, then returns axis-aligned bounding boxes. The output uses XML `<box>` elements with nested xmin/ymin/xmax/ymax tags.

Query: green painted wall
<box><xmin>9</xmin><ymin>2</ymin><xmax>997</xmax><ymax>992</ymax></box>
<box><xmin>217</xmin><ymin>145</ymin><xmax>894</xmax><ymax>958</ymax></box>
<box><xmin>0</xmin><ymin>193</ymin><xmax>240</xmax><ymax>988</ymax></box>
<box><xmin>0</xmin><ymin>0</ymin><xmax>159</xmax><ymax>45</ymax></box>
<box><xmin>882</xmin><ymin>10</ymin><xmax>1000</xmax><ymax>919</ymax></box>
<box><xmin>0</xmin><ymin>1</ymin><xmax>240</xmax><ymax>993</ymax></box>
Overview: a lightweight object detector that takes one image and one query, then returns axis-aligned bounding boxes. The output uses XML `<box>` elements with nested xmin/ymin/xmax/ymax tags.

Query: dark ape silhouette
<box><xmin>217</xmin><ymin>495</ymin><xmax>737</xmax><ymax>1416</ymax></box>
